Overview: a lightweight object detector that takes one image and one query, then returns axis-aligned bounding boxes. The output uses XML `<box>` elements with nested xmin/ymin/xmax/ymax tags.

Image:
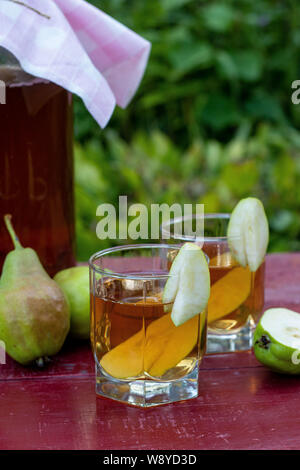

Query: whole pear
<box><xmin>54</xmin><ymin>266</ymin><xmax>90</xmax><ymax>340</ymax></box>
<box><xmin>0</xmin><ymin>215</ymin><xmax>70</xmax><ymax>365</ymax></box>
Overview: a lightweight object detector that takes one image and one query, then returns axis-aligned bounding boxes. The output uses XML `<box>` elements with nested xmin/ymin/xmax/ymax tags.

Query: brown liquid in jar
<box><xmin>0</xmin><ymin>66</ymin><xmax>75</xmax><ymax>276</ymax></box>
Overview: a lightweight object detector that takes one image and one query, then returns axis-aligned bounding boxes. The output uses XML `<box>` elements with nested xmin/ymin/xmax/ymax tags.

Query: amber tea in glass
<box><xmin>89</xmin><ymin>244</ymin><xmax>207</xmax><ymax>407</ymax></box>
<box><xmin>161</xmin><ymin>214</ymin><xmax>265</xmax><ymax>353</ymax></box>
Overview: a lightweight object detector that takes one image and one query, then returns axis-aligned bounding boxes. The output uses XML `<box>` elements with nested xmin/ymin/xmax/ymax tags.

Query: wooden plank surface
<box><xmin>1</xmin><ymin>253</ymin><xmax>300</xmax><ymax>450</ymax></box>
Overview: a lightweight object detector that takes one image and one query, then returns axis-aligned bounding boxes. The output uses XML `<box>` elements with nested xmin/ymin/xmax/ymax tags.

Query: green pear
<box><xmin>0</xmin><ymin>215</ymin><xmax>70</xmax><ymax>366</ymax></box>
<box><xmin>54</xmin><ymin>266</ymin><xmax>90</xmax><ymax>340</ymax></box>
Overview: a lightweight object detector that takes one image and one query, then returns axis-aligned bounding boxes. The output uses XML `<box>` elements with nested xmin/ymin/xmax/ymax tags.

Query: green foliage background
<box><xmin>74</xmin><ymin>0</ymin><xmax>300</xmax><ymax>261</ymax></box>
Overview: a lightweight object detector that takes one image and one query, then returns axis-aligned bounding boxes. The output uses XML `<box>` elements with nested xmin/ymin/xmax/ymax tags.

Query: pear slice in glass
<box><xmin>163</xmin><ymin>243</ymin><xmax>210</xmax><ymax>327</ymax></box>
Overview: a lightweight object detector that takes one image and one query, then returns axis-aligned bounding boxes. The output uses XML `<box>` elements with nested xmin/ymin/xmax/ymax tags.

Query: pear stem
<box><xmin>4</xmin><ymin>215</ymin><xmax>23</xmax><ymax>250</ymax></box>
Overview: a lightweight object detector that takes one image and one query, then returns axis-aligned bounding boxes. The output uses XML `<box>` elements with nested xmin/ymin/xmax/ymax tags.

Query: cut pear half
<box><xmin>253</xmin><ymin>308</ymin><xmax>300</xmax><ymax>375</ymax></box>
<box><xmin>259</xmin><ymin>308</ymin><xmax>300</xmax><ymax>349</ymax></box>
<box><xmin>162</xmin><ymin>243</ymin><xmax>210</xmax><ymax>327</ymax></box>
<box><xmin>227</xmin><ymin>197</ymin><xmax>269</xmax><ymax>272</ymax></box>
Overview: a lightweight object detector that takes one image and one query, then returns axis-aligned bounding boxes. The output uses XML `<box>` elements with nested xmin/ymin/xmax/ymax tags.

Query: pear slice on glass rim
<box><xmin>227</xmin><ymin>197</ymin><xmax>269</xmax><ymax>272</ymax></box>
<box><xmin>162</xmin><ymin>242</ymin><xmax>210</xmax><ymax>327</ymax></box>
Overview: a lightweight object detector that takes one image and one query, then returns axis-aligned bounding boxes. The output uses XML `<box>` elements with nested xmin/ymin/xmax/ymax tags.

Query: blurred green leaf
<box><xmin>201</xmin><ymin>95</ymin><xmax>241</xmax><ymax>130</ymax></box>
<box><xmin>232</xmin><ymin>50</ymin><xmax>263</xmax><ymax>82</ymax></box>
<box><xmin>215</xmin><ymin>51</ymin><xmax>238</xmax><ymax>80</ymax></box>
<box><xmin>162</xmin><ymin>0</ymin><xmax>193</xmax><ymax>11</ymax></box>
<box><xmin>245</xmin><ymin>91</ymin><xmax>287</xmax><ymax>123</ymax></box>
<box><xmin>221</xmin><ymin>161</ymin><xmax>260</xmax><ymax>197</ymax></box>
<box><xmin>202</xmin><ymin>4</ymin><xmax>236</xmax><ymax>32</ymax></box>
<box><xmin>169</xmin><ymin>43</ymin><xmax>214</xmax><ymax>78</ymax></box>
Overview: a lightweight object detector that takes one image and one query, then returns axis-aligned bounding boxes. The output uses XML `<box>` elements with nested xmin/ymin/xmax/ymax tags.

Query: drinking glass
<box><xmin>89</xmin><ymin>244</ymin><xmax>208</xmax><ymax>407</ymax></box>
<box><xmin>161</xmin><ymin>214</ymin><xmax>265</xmax><ymax>353</ymax></box>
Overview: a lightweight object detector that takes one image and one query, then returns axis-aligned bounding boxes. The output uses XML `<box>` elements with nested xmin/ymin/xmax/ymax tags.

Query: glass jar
<box><xmin>0</xmin><ymin>48</ymin><xmax>76</xmax><ymax>276</ymax></box>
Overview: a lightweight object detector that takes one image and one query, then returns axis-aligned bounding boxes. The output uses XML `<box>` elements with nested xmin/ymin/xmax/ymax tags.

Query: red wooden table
<box><xmin>1</xmin><ymin>253</ymin><xmax>300</xmax><ymax>450</ymax></box>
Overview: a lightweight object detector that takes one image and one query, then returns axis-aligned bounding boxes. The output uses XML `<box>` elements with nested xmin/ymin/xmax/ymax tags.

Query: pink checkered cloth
<box><xmin>0</xmin><ymin>0</ymin><xmax>151</xmax><ymax>127</ymax></box>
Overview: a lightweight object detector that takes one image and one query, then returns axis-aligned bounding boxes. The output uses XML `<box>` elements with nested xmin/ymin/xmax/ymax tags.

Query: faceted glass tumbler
<box><xmin>89</xmin><ymin>244</ymin><xmax>207</xmax><ymax>407</ymax></box>
<box><xmin>161</xmin><ymin>214</ymin><xmax>265</xmax><ymax>354</ymax></box>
